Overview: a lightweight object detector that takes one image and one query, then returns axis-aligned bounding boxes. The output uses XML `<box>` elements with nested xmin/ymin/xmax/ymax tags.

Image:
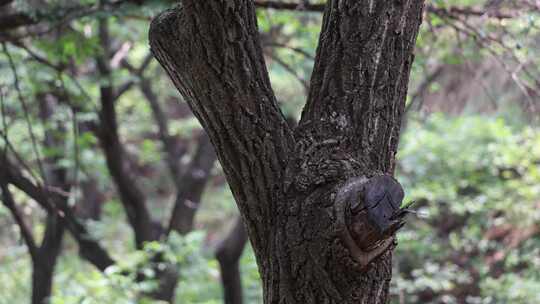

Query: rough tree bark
<box><xmin>150</xmin><ymin>1</ymin><xmax>424</xmax><ymax>302</ymax></box>
<box><xmin>150</xmin><ymin>1</ymin><xmax>425</xmax><ymax>302</ymax></box>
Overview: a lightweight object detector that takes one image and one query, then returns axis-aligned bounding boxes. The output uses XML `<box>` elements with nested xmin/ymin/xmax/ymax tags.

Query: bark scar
<box><xmin>334</xmin><ymin>175</ymin><xmax>405</xmax><ymax>270</ymax></box>
<box><xmin>341</xmin><ymin>232</ymin><xmax>395</xmax><ymax>269</ymax></box>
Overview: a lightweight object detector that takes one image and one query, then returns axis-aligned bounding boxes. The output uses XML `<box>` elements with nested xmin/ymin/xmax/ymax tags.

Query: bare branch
<box><xmin>114</xmin><ymin>53</ymin><xmax>154</xmax><ymax>100</ymax></box>
<box><xmin>426</xmin><ymin>5</ymin><xmax>516</xmax><ymax>20</ymax></box>
<box><xmin>268</xmin><ymin>52</ymin><xmax>309</xmax><ymax>94</ymax></box>
<box><xmin>254</xmin><ymin>0</ymin><xmax>325</xmax><ymax>12</ymax></box>
<box><xmin>406</xmin><ymin>65</ymin><xmax>445</xmax><ymax>113</ymax></box>
<box><xmin>0</xmin><ymin>155</ymin><xmax>115</xmax><ymax>271</ymax></box>
<box><xmin>138</xmin><ymin>77</ymin><xmax>184</xmax><ymax>181</ymax></box>
<box><xmin>96</xmin><ymin>19</ymin><xmax>154</xmax><ymax>247</ymax></box>
<box><xmin>254</xmin><ymin>1</ymin><xmax>518</xmax><ymax>20</ymax></box>
<box><xmin>166</xmin><ymin>133</ymin><xmax>215</xmax><ymax>235</ymax></box>
<box><xmin>265</xmin><ymin>42</ymin><xmax>315</xmax><ymax>61</ymax></box>
<box><xmin>3</xmin><ymin>39</ymin><xmax>65</xmax><ymax>71</ymax></box>
<box><xmin>2</xmin><ymin>42</ymin><xmax>47</xmax><ymax>184</ymax></box>
<box><xmin>0</xmin><ymin>180</ymin><xmax>39</xmax><ymax>260</ymax></box>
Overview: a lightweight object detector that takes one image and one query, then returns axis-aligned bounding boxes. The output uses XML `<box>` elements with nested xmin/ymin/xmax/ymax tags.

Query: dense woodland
<box><xmin>0</xmin><ymin>0</ymin><xmax>539</xmax><ymax>303</ymax></box>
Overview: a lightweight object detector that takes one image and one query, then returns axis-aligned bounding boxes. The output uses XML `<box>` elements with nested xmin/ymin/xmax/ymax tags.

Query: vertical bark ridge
<box><xmin>299</xmin><ymin>0</ymin><xmax>425</xmax><ymax>174</ymax></box>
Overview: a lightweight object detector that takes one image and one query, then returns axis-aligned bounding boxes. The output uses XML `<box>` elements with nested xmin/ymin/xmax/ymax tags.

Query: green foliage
<box><xmin>393</xmin><ymin>115</ymin><xmax>540</xmax><ymax>303</ymax></box>
<box><xmin>48</xmin><ymin>231</ymin><xmax>209</xmax><ymax>304</ymax></box>
<box><xmin>0</xmin><ymin>248</ymin><xmax>32</xmax><ymax>304</ymax></box>
<box><xmin>4</xmin><ymin>114</ymin><xmax>537</xmax><ymax>304</ymax></box>
<box><xmin>0</xmin><ymin>228</ymin><xmax>263</xmax><ymax>304</ymax></box>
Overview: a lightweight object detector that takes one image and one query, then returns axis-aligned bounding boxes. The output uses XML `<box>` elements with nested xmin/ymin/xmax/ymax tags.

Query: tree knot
<box><xmin>334</xmin><ymin>175</ymin><xmax>409</xmax><ymax>270</ymax></box>
<box><xmin>284</xmin><ymin>128</ymin><xmax>368</xmax><ymax>193</ymax></box>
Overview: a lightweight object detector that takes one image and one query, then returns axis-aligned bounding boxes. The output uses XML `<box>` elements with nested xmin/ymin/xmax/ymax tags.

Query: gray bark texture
<box><xmin>149</xmin><ymin>1</ymin><xmax>425</xmax><ymax>303</ymax></box>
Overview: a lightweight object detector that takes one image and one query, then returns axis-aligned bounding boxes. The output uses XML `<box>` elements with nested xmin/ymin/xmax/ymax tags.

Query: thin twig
<box><xmin>269</xmin><ymin>53</ymin><xmax>309</xmax><ymax>94</ymax></box>
<box><xmin>266</xmin><ymin>42</ymin><xmax>315</xmax><ymax>61</ymax></box>
<box><xmin>2</xmin><ymin>42</ymin><xmax>47</xmax><ymax>185</ymax></box>
<box><xmin>0</xmin><ymin>181</ymin><xmax>39</xmax><ymax>260</ymax></box>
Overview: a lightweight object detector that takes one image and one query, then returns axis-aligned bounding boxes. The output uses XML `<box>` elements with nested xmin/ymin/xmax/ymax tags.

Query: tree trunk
<box><xmin>216</xmin><ymin>217</ymin><xmax>249</xmax><ymax>304</ymax></box>
<box><xmin>150</xmin><ymin>1</ymin><xmax>425</xmax><ymax>303</ymax></box>
<box><xmin>31</xmin><ymin>215</ymin><xmax>64</xmax><ymax>304</ymax></box>
<box><xmin>31</xmin><ymin>262</ymin><xmax>55</xmax><ymax>304</ymax></box>
<box><xmin>77</xmin><ymin>178</ymin><xmax>104</xmax><ymax>220</ymax></box>
<box><xmin>167</xmin><ymin>133</ymin><xmax>216</xmax><ymax>235</ymax></box>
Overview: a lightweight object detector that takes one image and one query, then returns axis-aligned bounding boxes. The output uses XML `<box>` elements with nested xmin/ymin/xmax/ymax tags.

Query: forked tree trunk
<box><xmin>150</xmin><ymin>1</ymin><xmax>424</xmax><ymax>303</ymax></box>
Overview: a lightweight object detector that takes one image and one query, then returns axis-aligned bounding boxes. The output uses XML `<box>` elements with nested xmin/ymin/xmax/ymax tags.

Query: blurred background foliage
<box><xmin>0</xmin><ymin>0</ymin><xmax>539</xmax><ymax>303</ymax></box>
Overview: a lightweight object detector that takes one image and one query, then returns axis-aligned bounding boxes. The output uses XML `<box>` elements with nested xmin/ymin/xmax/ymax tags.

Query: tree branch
<box><xmin>268</xmin><ymin>51</ymin><xmax>309</xmax><ymax>93</ymax></box>
<box><xmin>254</xmin><ymin>0</ymin><xmax>325</xmax><ymax>12</ymax></box>
<box><xmin>115</xmin><ymin>53</ymin><xmax>154</xmax><ymax>100</ymax></box>
<box><xmin>0</xmin><ymin>0</ymin><xmax>176</xmax><ymax>33</ymax></box>
<box><xmin>166</xmin><ymin>133</ymin><xmax>216</xmax><ymax>235</ymax></box>
<box><xmin>0</xmin><ymin>180</ymin><xmax>39</xmax><ymax>260</ymax></box>
<box><xmin>406</xmin><ymin>65</ymin><xmax>445</xmax><ymax>113</ymax></box>
<box><xmin>0</xmin><ymin>0</ymin><xmax>521</xmax><ymax>36</ymax></box>
<box><xmin>265</xmin><ymin>42</ymin><xmax>315</xmax><ymax>61</ymax></box>
<box><xmin>96</xmin><ymin>18</ymin><xmax>154</xmax><ymax>247</ymax></box>
<box><xmin>0</xmin><ymin>12</ymin><xmax>35</xmax><ymax>31</ymax></box>
<box><xmin>136</xmin><ymin>64</ymin><xmax>216</xmax><ymax>236</ymax></box>
<box><xmin>150</xmin><ymin>1</ymin><xmax>295</xmax><ymax>250</ymax></box>
<box><xmin>0</xmin><ymin>155</ymin><xmax>115</xmax><ymax>271</ymax></box>
<box><xmin>296</xmin><ymin>0</ymin><xmax>425</xmax><ymax>176</ymax></box>
<box><xmin>2</xmin><ymin>42</ymin><xmax>47</xmax><ymax>183</ymax></box>
<box><xmin>0</xmin><ymin>0</ymin><xmax>14</xmax><ymax>7</ymax></box>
